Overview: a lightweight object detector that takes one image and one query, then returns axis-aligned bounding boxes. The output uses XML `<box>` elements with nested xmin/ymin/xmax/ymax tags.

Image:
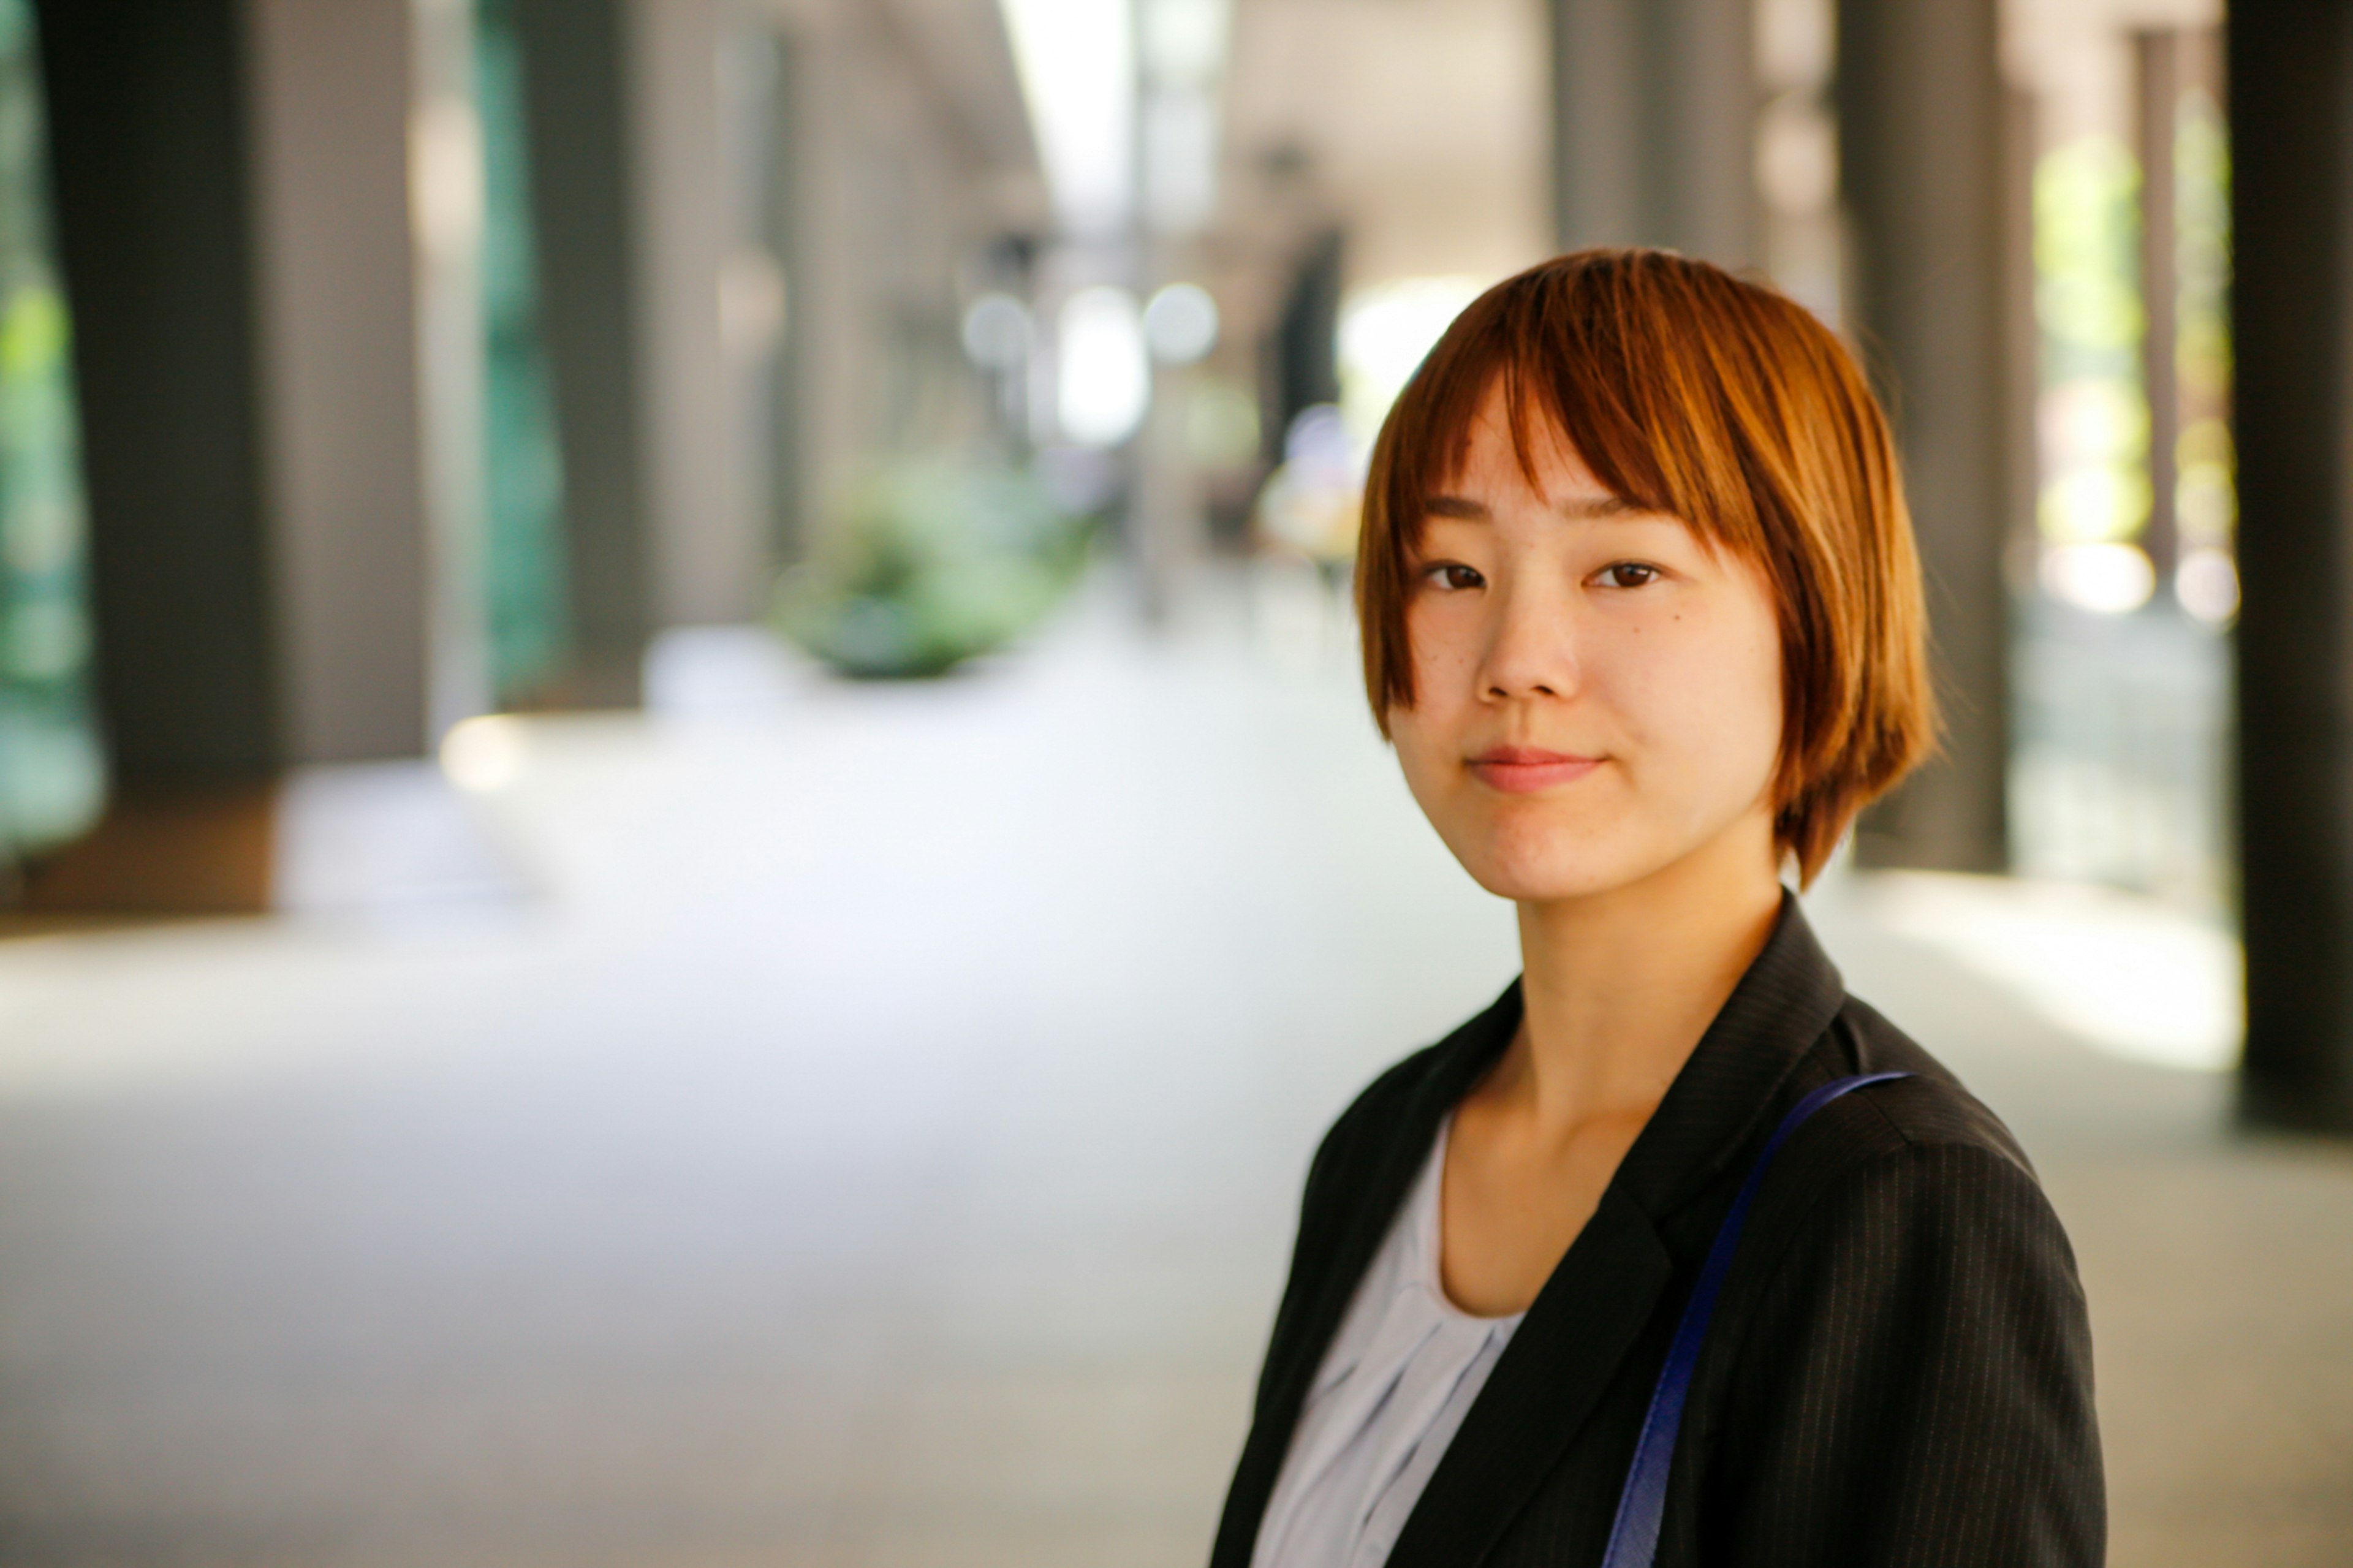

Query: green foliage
<box><xmin>0</xmin><ymin>0</ymin><xmax>104</xmax><ymax>859</ymax></box>
<box><xmin>775</xmin><ymin>459</ymin><xmax>1092</xmax><ymax>679</ymax></box>
<box><xmin>2036</xmin><ymin>136</ymin><xmax>2144</xmax><ymax>385</ymax></box>
<box><xmin>2174</xmin><ymin>91</ymin><xmax>2232</xmax><ymax>404</ymax></box>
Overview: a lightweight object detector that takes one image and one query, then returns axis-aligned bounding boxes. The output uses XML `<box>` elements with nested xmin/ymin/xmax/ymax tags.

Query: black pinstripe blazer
<box><xmin>1211</xmin><ymin>895</ymin><xmax>2104</xmax><ymax>1567</ymax></box>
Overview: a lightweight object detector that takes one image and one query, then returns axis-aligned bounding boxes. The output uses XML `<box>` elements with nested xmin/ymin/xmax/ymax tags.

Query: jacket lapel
<box><xmin>1382</xmin><ymin>1186</ymin><xmax>1673</xmax><ymax>1568</ymax></box>
<box><xmin>1210</xmin><ymin>985</ymin><xmax>1523</xmax><ymax>1568</ymax></box>
<box><xmin>1384</xmin><ymin>893</ymin><xmax>1850</xmax><ymax>1567</ymax></box>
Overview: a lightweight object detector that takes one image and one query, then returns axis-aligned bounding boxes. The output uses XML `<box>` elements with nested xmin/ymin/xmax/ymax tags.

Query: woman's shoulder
<box><xmin>1806</xmin><ymin>993</ymin><xmax>2044</xmax><ymax>1183</ymax></box>
<box><xmin>1743</xmin><ymin>993</ymin><xmax>2080</xmax><ymax>1300</ymax></box>
<box><xmin>1703</xmin><ymin>1001</ymin><xmax>2105</xmax><ymax>1565</ymax></box>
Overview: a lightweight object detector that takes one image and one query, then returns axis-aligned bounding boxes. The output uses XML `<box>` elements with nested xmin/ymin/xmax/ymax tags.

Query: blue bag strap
<box><xmin>1597</xmin><ymin>1070</ymin><xmax>1912</xmax><ymax>1568</ymax></box>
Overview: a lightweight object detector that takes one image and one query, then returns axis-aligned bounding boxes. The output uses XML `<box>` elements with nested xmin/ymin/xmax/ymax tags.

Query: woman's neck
<box><xmin>1499</xmin><ymin>812</ymin><xmax>1787</xmax><ymax>1139</ymax></box>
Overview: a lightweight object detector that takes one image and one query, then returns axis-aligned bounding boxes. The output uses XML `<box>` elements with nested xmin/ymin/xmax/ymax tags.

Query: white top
<box><xmin>1250</xmin><ymin>1116</ymin><xmax>1526</xmax><ymax>1568</ymax></box>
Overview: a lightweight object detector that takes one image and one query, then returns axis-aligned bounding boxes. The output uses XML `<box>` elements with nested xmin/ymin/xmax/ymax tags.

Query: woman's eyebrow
<box><xmin>1422</xmin><ymin>494</ymin><xmax>1640</xmax><ymax>521</ymax></box>
<box><xmin>1557</xmin><ymin>494</ymin><xmax>1639</xmax><ymax>520</ymax></box>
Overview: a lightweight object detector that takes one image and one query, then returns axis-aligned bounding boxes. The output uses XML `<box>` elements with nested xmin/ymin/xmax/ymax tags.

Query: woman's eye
<box><xmin>1423</xmin><ymin>562</ymin><xmax>1485</xmax><ymax>591</ymax></box>
<box><xmin>1596</xmin><ymin>561</ymin><xmax>1661</xmax><ymax>589</ymax></box>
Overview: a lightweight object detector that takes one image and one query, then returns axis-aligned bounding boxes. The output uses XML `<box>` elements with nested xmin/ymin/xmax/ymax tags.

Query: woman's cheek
<box><xmin>1675</xmin><ymin>613</ymin><xmax>1783</xmax><ymax>796</ymax></box>
<box><xmin>1406</xmin><ymin>602</ymin><xmax>1472</xmax><ymax>678</ymax></box>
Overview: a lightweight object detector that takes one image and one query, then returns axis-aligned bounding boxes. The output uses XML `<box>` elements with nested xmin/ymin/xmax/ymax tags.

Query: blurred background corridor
<box><xmin>2</xmin><ymin>0</ymin><xmax>2351</xmax><ymax>1562</ymax></box>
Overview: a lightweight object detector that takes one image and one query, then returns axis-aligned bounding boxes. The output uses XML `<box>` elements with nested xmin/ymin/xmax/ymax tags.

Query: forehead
<box><xmin>1423</xmin><ymin>384</ymin><xmax>1656</xmax><ymax>529</ymax></box>
<box><xmin>1416</xmin><ymin>387</ymin><xmax>1739</xmax><ymax>562</ymax></box>
<box><xmin>1428</xmin><ymin>375</ymin><xmax>1621</xmax><ymax>504</ymax></box>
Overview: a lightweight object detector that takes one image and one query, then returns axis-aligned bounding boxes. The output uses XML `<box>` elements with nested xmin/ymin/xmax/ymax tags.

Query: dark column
<box><xmin>26</xmin><ymin>0</ymin><xmax>462</xmax><ymax>912</ymax></box>
<box><xmin>1838</xmin><ymin>0</ymin><xmax>2014</xmax><ymax>872</ymax></box>
<box><xmin>28</xmin><ymin>0</ymin><xmax>278</xmax><ymax>908</ymax></box>
<box><xmin>515</xmin><ymin>0</ymin><xmax>651</xmax><ymax>705</ymax></box>
<box><xmin>2233</xmin><ymin>1</ymin><xmax>2353</xmax><ymax>1132</ymax></box>
<box><xmin>35</xmin><ymin>0</ymin><xmax>276</xmax><ymax>784</ymax></box>
<box><xmin>1552</xmin><ymin>0</ymin><xmax>1756</xmax><ymax>265</ymax></box>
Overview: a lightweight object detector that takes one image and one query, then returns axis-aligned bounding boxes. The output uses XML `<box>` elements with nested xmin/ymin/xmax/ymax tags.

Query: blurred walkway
<box><xmin>1</xmin><ymin>576</ymin><xmax>2347</xmax><ymax>1567</ymax></box>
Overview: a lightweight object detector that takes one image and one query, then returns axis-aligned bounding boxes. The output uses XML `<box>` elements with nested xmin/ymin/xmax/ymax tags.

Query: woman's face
<box><xmin>1387</xmin><ymin>388</ymin><xmax>1786</xmax><ymax>905</ymax></box>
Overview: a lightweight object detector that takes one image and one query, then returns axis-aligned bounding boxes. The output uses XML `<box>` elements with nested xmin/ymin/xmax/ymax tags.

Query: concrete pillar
<box><xmin>2135</xmin><ymin>31</ymin><xmax>2185</xmax><ymax>589</ymax></box>
<box><xmin>627</xmin><ymin>0</ymin><xmax>806</xmax><ymax>631</ymax></box>
<box><xmin>247</xmin><ymin>0</ymin><xmax>482</xmax><ymax>760</ymax></box>
<box><xmin>514</xmin><ymin>0</ymin><xmax>653</xmax><ymax>700</ymax></box>
<box><xmin>27</xmin><ymin>0</ymin><xmax>480</xmax><ymax>910</ymax></box>
<box><xmin>756</xmin><ymin>31</ymin><xmax>809</xmax><ymax>567</ymax></box>
<box><xmin>631</xmin><ymin>0</ymin><xmax>747</xmax><ymax>629</ymax></box>
<box><xmin>2232</xmin><ymin>0</ymin><xmax>2353</xmax><ymax>1133</ymax></box>
<box><xmin>1552</xmin><ymin>0</ymin><xmax>1757</xmax><ymax>265</ymax></box>
<box><xmin>713</xmin><ymin>14</ymin><xmax>800</xmax><ymax>590</ymax></box>
<box><xmin>1837</xmin><ymin>0</ymin><xmax>2012</xmax><ymax>872</ymax></box>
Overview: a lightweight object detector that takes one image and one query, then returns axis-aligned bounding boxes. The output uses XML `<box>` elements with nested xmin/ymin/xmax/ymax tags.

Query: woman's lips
<box><xmin>1468</xmin><ymin>747</ymin><xmax>1603</xmax><ymax>793</ymax></box>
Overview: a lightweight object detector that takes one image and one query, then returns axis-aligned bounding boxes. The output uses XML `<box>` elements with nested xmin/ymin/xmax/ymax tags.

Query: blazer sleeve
<box><xmin>1702</xmin><ymin>1140</ymin><xmax>2105</xmax><ymax>1567</ymax></box>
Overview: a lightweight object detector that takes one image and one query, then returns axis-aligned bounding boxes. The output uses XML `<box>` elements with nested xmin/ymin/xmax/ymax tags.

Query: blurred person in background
<box><xmin>1211</xmin><ymin>251</ymin><xmax>2102</xmax><ymax>1568</ymax></box>
<box><xmin>1256</xmin><ymin>404</ymin><xmax>1364</xmax><ymax>585</ymax></box>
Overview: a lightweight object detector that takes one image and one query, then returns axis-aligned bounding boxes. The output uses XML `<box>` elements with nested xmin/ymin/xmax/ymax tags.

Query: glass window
<box><xmin>477</xmin><ymin>0</ymin><xmax>570</xmax><ymax>705</ymax></box>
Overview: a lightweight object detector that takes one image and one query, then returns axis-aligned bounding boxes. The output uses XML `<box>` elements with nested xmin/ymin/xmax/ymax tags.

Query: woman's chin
<box><xmin>1439</xmin><ymin>792</ymin><xmax>1781</xmax><ymax>908</ymax></box>
<box><xmin>1455</xmin><ymin>845</ymin><xmax>1662</xmax><ymax>906</ymax></box>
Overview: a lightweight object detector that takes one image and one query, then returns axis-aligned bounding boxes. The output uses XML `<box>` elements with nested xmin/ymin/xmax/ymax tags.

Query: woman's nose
<box><xmin>1479</xmin><ymin>582</ymin><xmax>1580</xmax><ymax>702</ymax></box>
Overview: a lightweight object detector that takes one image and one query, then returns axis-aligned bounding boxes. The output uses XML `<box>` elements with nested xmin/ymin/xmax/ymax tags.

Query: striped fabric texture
<box><xmin>1209</xmin><ymin>895</ymin><xmax>2104</xmax><ymax>1568</ymax></box>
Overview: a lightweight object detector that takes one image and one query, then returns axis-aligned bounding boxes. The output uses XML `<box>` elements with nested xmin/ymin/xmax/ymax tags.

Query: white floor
<box><xmin>0</xmin><ymin>579</ymin><xmax>2344</xmax><ymax>1566</ymax></box>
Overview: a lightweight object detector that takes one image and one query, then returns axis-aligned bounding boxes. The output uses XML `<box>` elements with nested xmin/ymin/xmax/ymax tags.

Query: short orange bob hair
<box><xmin>1357</xmin><ymin>248</ymin><xmax>1935</xmax><ymax>885</ymax></box>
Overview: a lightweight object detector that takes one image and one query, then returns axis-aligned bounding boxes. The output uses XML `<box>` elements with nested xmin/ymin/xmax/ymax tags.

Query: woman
<box><xmin>1211</xmin><ymin>251</ymin><xmax>2102</xmax><ymax>1568</ymax></box>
